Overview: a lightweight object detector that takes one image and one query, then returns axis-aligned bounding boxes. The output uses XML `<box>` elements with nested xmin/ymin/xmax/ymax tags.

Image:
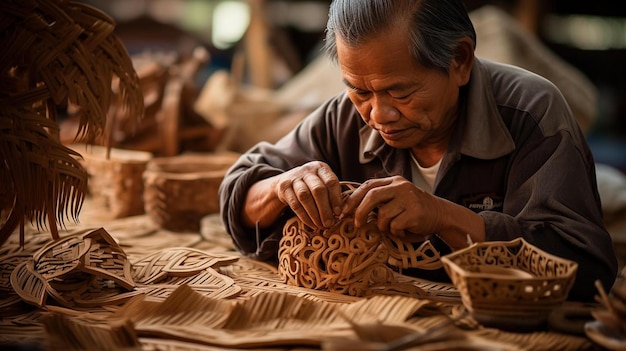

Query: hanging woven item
<box><xmin>0</xmin><ymin>0</ymin><xmax>144</xmax><ymax>246</ymax></box>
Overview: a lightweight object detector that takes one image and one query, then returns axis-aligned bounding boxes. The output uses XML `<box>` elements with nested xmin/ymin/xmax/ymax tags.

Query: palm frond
<box><xmin>0</xmin><ymin>0</ymin><xmax>144</xmax><ymax>246</ymax></box>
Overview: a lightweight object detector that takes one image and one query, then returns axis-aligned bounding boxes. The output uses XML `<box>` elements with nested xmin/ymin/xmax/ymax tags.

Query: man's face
<box><xmin>337</xmin><ymin>25</ymin><xmax>463</xmax><ymax>150</ymax></box>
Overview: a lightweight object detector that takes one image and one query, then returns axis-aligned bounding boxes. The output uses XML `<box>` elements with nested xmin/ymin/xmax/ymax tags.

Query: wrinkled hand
<box><xmin>341</xmin><ymin>176</ymin><xmax>445</xmax><ymax>241</ymax></box>
<box><xmin>275</xmin><ymin>161</ymin><xmax>343</xmax><ymax>229</ymax></box>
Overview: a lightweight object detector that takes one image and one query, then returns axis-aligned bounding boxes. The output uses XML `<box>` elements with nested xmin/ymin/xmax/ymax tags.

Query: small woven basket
<box><xmin>441</xmin><ymin>237</ymin><xmax>578</xmax><ymax>330</ymax></box>
<box><xmin>69</xmin><ymin>144</ymin><xmax>153</xmax><ymax>218</ymax></box>
<box><xmin>142</xmin><ymin>152</ymin><xmax>240</xmax><ymax>232</ymax></box>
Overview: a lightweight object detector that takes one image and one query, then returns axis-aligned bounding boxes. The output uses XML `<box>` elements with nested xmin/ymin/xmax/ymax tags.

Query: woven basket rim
<box><xmin>441</xmin><ymin>237</ymin><xmax>578</xmax><ymax>281</ymax></box>
<box><xmin>441</xmin><ymin>237</ymin><xmax>579</xmax><ymax>318</ymax></box>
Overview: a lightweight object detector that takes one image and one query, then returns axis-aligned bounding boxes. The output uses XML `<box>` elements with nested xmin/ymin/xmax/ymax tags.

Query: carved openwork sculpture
<box><xmin>278</xmin><ymin>182</ymin><xmax>442</xmax><ymax>297</ymax></box>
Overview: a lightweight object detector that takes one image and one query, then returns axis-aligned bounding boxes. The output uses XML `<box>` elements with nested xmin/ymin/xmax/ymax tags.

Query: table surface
<box><xmin>0</xmin><ymin>198</ymin><xmax>608</xmax><ymax>351</ymax></box>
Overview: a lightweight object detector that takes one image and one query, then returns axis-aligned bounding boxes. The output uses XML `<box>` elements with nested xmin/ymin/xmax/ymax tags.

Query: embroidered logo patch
<box><xmin>462</xmin><ymin>193</ymin><xmax>504</xmax><ymax>212</ymax></box>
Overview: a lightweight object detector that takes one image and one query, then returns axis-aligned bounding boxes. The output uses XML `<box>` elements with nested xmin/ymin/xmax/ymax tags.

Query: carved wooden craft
<box><xmin>69</xmin><ymin>144</ymin><xmax>153</xmax><ymax>218</ymax></box>
<box><xmin>132</xmin><ymin>247</ymin><xmax>241</xmax><ymax>301</ymax></box>
<box><xmin>278</xmin><ymin>182</ymin><xmax>442</xmax><ymax>297</ymax></box>
<box><xmin>142</xmin><ymin>152</ymin><xmax>240</xmax><ymax>232</ymax></box>
<box><xmin>10</xmin><ymin>228</ymin><xmax>139</xmax><ymax>308</ymax></box>
<box><xmin>441</xmin><ymin>237</ymin><xmax>578</xmax><ymax>330</ymax></box>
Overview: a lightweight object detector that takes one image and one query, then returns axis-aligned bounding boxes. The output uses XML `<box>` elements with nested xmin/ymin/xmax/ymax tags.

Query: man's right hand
<box><xmin>274</xmin><ymin>161</ymin><xmax>343</xmax><ymax>229</ymax></box>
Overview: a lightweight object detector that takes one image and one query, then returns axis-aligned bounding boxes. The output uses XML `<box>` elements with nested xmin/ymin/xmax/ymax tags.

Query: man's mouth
<box><xmin>379</xmin><ymin>129</ymin><xmax>405</xmax><ymax>140</ymax></box>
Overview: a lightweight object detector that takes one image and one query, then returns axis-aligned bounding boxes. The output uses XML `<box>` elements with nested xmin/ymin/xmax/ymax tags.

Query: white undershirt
<box><xmin>410</xmin><ymin>153</ymin><xmax>442</xmax><ymax>193</ymax></box>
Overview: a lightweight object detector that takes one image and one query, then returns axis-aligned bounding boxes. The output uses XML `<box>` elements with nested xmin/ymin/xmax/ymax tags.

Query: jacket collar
<box><xmin>359</xmin><ymin>57</ymin><xmax>515</xmax><ymax>163</ymax></box>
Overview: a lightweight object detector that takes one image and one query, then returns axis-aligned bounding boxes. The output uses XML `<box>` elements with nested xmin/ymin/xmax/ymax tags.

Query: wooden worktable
<box><xmin>0</xmin><ymin>198</ymin><xmax>602</xmax><ymax>351</ymax></box>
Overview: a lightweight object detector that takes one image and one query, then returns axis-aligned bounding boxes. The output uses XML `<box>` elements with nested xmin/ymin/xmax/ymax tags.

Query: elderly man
<box><xmin>219</xmin><ymin>0</ymin><xmax>617</xmax><ymax>301</ymax></box>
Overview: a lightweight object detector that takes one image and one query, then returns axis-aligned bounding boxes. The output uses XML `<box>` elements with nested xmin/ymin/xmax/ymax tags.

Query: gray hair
<box><xmin>323</xmin><ymin>0</ymin><xmax>476</xmax><ymax>73</ymax></box>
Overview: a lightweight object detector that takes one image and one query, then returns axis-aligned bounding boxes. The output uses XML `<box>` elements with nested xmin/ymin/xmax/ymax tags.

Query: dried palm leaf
<box><xmin>0</xmin><ymin>0</ymin><xmax>144</xmax><ymax>246</ymax></box>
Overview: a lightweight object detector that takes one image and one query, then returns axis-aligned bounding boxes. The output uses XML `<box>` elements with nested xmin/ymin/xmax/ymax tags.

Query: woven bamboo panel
<box><xmin>111</xmin><ymin>285</ymin><xmax>447</xmax><ymax>348</ymax></box>
<box><xmin>35</xmin><ymin>284</ymin><xmax>586</xmax><ymax>351</ymax></box>
<box><xmin>0</xmin><ymin>200</ymin><xmax>595</xmax><ymax>351</ymax></box>
<box><xmin>0</xmin><ymin>244</ymin><xmax>593</xmax><ymax>351</ymax></box>
<box><xmin>220</xmin><ymin>254</ymin><xmax>459</xmax><ymax>304</ymax></box>
<box><xmin>132</xmin><ymin>247</ymin><xmax>242</xmax><ymax>301</ymax></box>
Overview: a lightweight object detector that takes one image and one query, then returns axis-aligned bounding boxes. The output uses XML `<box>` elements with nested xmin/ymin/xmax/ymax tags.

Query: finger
<box><xmin>316</xmin><ymin>166</ymin><xmax>342</xmax><ymax>217</ymax></box>
<box><xmin>376</xmin><ymin>202</ymin><xmax>405</xmax><ymax>234</ymax></box>
<box><xmin>340</xmin><ymin>182</ymin><xmax>369</xmax><ymax>217</ymax></box>
<box><xmin>293</xmin><ymin>178</ymin><xmax>325</xmax><ymax>228</ymax></box>
<box><xmin>354</xmin><ymin>186</ymin><xmax>394</xmax><ymax>227</ymax></box>
<box><xmin>342</xmin><ymin>178</ymin><xmax>394</xmax><ymax>216</ymax></box>
<box><xmin>302</xmin><ymin>176</ymin><xmax>337</xmax><ymax>228</ymax></box>
<box><xmin>388</xmin><ymin>216</ymin><xmax>409</xmax><ymax>237</ymax></box>
<box><xmin>283</xmin><ymin>181</ymin><xmax>316</xmax><ymax>229</ymax></box>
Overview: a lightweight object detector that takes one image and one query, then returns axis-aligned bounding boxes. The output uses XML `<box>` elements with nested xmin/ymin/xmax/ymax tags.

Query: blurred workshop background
<box><xmin>77</xmin><ymin>0</ymin><xmax>625</xmax><ymax>169</ymax></box>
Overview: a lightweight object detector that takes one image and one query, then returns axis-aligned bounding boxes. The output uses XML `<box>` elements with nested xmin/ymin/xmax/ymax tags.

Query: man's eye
<box><xmin>348</xmin><ymin>88</ymin><xmax>370</xmax><ymax>98</ymax></box>
<box><xmin>390</xmin><ymin>92</ymin><xmax>411</xmax><ymax>99</ymax></box>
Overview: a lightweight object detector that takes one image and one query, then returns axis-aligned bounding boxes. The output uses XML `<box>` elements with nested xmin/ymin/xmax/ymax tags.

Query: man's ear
<box><xmin>451</xmin><ymin>37</ymin><xmax>475</xmax><ymax>86</ymax></box>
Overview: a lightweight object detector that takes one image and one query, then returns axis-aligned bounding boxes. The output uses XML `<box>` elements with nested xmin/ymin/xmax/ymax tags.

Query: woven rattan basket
<box><xmin>69</xmin><ymin>144</ymin><xmax>153</xmax><ymax>218</ymax></box>
<box><xmin>441</xmin><ymin>237</ymin><xmax>578</xmax><ymax>330</ymax></box>
<box><xmin>142</xmin><ymin>152</ymin><xmax>240</xmax><ymax>232</ymax></box>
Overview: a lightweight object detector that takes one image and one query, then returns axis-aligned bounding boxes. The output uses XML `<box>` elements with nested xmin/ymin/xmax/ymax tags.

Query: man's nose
<box><xmin>369</xmin><ymin>96</ymin><xmax>399</xmax><ymax>124</ymax></box>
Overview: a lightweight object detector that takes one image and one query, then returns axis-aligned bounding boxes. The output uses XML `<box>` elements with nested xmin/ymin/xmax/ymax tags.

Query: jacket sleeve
<box><xmin>218</xmin><ymin>160</ymin><xmax>285</xmax><ymax>261</ymax></box>
<box><xmin>217</xmin><ymin>95</ymin><xmax>350</xmax><ymax>261</ymax></box>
